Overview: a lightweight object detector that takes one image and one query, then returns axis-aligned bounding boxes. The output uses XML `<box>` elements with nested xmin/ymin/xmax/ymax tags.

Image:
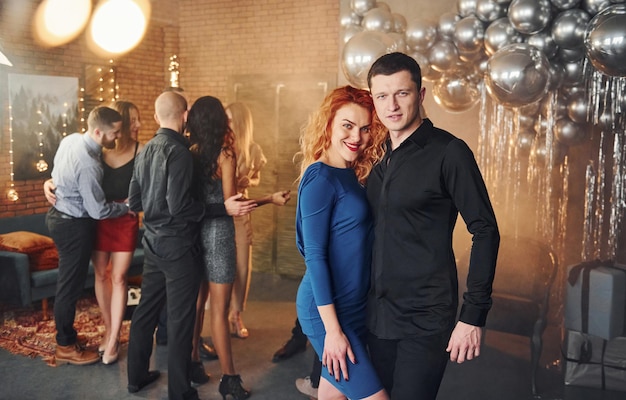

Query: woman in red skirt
<box><xmin>92</xmin><ymin>101</ymin><xmax>144</xmax><ymax>365</ymax></box>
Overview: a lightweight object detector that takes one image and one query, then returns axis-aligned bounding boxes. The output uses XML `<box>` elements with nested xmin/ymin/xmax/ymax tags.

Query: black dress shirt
<box><xmin>366</xmin><ymin>119</ymin><xmax>499</xmax><ymax>339</ymax></box>
<box><xmin>128</xmin><ymin>128</ymin><xmax>227</xmax><ymax>261</ymax></box>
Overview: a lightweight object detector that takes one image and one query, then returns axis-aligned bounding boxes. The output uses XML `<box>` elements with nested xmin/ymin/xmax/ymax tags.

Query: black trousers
<box><xmin>46</xmin><ymin>208</ymin><xmax>96</xmax><ymax>346</ymax></box>
<box><xmin>367</xmin><ymin>330</ymin><xmax>452</xmax><ymax>400</ymax></box>
<box><xmin>127</xmin><ymin>244</ymin><xmax>202</xmax><ymax>400</ymax></box>
<box><xmin>292</xmin><ymin>318</ymin><xmax>321</xmax><ymax>387</ymax></box>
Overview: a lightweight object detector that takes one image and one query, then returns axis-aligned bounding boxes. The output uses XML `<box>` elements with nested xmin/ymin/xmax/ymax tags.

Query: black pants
<box><xmin>127</xmin><ymin>244</ymin><xmax>202</xmax><ymax>400</ymax></box>
<box><xmin>291</xmin><ymin>318</ymin><xmax>321</xmax><ymax>387</ymax></box>
<box><xmin>46</xmin><ymin>208</ymin><xmax>96</xmax><ymax>346</ymax></box>
<box><xmin>367</xmin><ymin>331</ymin><xmax>451</xmax><ymax>400</ymax></box>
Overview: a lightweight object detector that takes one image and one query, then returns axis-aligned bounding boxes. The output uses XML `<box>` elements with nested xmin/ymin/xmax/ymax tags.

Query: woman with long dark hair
<box><xmin>187</xmin><ymin>96</ymin><xmax>250</xmax><ymax>399</ymax></box>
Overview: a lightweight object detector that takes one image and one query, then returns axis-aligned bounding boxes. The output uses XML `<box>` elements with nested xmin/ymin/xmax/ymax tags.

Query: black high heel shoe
<box><xmin>218</xmin><ymin>374</ymin><xmax>250</xmax><ymax>400</ymax></box>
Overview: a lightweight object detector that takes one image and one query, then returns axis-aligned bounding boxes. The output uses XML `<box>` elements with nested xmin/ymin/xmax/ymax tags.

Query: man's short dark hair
<box><xmin>87</xmin><ymin>106</ymin><xmax>122</xmax><ymax>132</ymax></box>
<box><xmin>367</xmin><ymin>52</ymin><xmax>422</xmax><ymax>91</ymax></box>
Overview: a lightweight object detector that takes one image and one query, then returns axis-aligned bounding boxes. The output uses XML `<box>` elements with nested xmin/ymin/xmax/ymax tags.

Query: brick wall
<box><xmin>0</xmin><ymin>0</ymin><xmax>338</xmax><ymax>217</ymax></box>
<box><xmin>178</xmin><ymin>0</ymin><xmax>339</xmax><ymax>102</ymax></box>
<box><xmin>0</xmin><ymin>0</ymin><xmax>180</xmax><ymax>217</ymax></box>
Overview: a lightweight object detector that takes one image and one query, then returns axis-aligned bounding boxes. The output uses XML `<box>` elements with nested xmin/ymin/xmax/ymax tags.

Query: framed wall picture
<box><xmin>8</xmin><ymin>73</ymin><xmax>79</xmax><ymax>180</ymax></box>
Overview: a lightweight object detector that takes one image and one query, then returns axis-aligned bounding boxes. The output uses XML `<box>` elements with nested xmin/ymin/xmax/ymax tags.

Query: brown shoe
<box><xmin>55</xmin><ymin>343</ymin><xmax>99</xmax><ymax>365</ymax></box>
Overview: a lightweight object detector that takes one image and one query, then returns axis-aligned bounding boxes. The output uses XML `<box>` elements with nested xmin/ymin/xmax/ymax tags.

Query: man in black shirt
<box><xmin>365</xmin><ymin>52</ymin><xmax>500</xmax><ymax>399</ymax></box>
<box><xmin>126</xmin><ymin>91</ymin><xmax>255</xmax><ymax>400</ymax></box>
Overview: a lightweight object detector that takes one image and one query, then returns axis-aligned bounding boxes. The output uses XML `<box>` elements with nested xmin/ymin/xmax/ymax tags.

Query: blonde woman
<box><xmin>225</xmin><ymin>102</ymin><xmax>266</xmax><ymax>339</ymax></box>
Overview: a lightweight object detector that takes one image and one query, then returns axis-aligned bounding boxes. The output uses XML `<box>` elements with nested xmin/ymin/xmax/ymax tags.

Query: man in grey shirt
<box><xmin>46</xmin><ymin>106</ymin><xmax>132</xmax><ymax>365</ymax></box>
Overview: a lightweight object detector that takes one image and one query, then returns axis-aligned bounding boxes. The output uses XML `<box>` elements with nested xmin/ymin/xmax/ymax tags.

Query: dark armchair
<box><xmin>458</xmin><ymin>235</ymin><xmax>558</xmax><ymax>397</ymax></box>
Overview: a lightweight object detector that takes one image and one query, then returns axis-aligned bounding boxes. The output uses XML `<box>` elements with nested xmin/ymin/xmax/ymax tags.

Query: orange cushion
<box><xmin>0</xmin><ymin>231</ymin><xmax>59</xmax><ymax>272</ymax></box>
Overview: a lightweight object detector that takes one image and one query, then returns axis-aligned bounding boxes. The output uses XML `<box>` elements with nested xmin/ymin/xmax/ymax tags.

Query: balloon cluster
<box><xmin>340</xmin><ymin>0</ymin><xmax>626</xmax><ymax>143</ymax></box>
<box><xmin>341</xmin><ymin>0</ymin><xmax>626</xmax><ymax>262</ymax></box>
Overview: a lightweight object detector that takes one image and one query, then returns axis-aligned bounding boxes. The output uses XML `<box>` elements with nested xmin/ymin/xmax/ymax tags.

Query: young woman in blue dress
<box><xmin>295</xmin><ymin>85</ymin><xmax>388</xmax><ymax>400</ymax></box>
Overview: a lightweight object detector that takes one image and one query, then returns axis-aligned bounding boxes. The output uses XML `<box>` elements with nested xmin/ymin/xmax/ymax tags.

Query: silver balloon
<box><xmin>469</xmin><ymin>58</ymin><xmax>488</xmax><ymax>83</ymax></box>
<box><xmin>560</xmin><ymin>83</ymin><xmax>586</xmax><ymax>100</ymax></box>
<box><xmin>551</xmin><ymin>9</ymin><xmax>591</xmax><ymax>49</ymax></box>
<box><xmin>392</xmin><ymin>13</ymin><xmax>407</xmax><ymax>33</ymax></box>
<box><xmin>584</xmin><ymin>4</ymin><xmax>626</xmax><ymax>77</ymax></box>
<box><xmin>406</xmin><ymin>19</ymin><xmax>438</xmax><ymax>52</ymax></box>
<box><xmin>428</xmin><ymin>40</ymin><xmax>460</xmax><ymax>72</ymax></box>
<box><xmin>458</xmin><ymin>47</ymin><xmax>484</xmax><ymax>62</ymax></box>
<box><xmin>433</xmin><ymin>69</ymin><xmax>481</xmax><ymax>112</ymax></box>
<box><xmin>484</xmin><ymin>17</ymin><xmax>524</xmax><ymax>56</ymax></box>
<box><xmin>342</xmin><ymin>25</ymin><xmax>364</xmax><ymax>44</ymax></box>
<box><xmin>561</xmin><ymin>60</ymin><xmax>585</xmax><ymax>84</ymax></box>
<box><xmin>582</xmin><ymin>0</ymin><xmax>612</xmax><ymax>14</ymax></box>
<box><xmin>342</xmin><ymin>31</ymin><xmax>395</xmax><ymax>88</ymax></box>
<box><xmin>476</xmin><ymin>0</ymin><xmax>509</xmax><ymax>22</ymax></box>
<box><xmin>423</xmin><ymin>65</ymin><xmax>444</xmax><ymax>82</ymax></box>
<box><xmin>525</xmin><ymin>30</ymin><xmax>559</xmax><ymax>58</ymax></box>
<box><xmin>555</xmin><ymin>117</ymin><xmax>588</xmax><ymax>145</ymax></box>
<box><xmin>388</xmin><ymin>32</ymin><xmax>408</xmax><ymax>53</ymax></box>
<box><xmin>550</xmin><ymin>0</ymin><xmax>582</xmax><ymax>10</ymax></box>
<box><xmin>362</xmin><ymin>7</ymin><xmax>394</xmax><ymax>32</ymax></box>
<box><xmin>453</xmin><ymin>15</ymin><xmax>486</xmax><ymax>54</ymax></box>
<box><xmin>557</xmin><ymin>46</ymin><xmax>586</xmax><ymax>62</ymax></box>
<box><xmin>517</xmin><ymin>127</ymin><xmax>537</xmax><ymax>154</ymax></box>
<box><xmin>350</xmin><ymin>0</ymin><xmax>376</xmax><ymax>17</ymax></box>
<box><xmin>410</xmin><ymin>51</ymin><xmax>430</xmax><ymax>72</ymax></box>
<box><xmin>376</xmin><ymin>1</ymin><xmax>391</xmax><ymax>12</ymax></box>
<box><xmin>518</xmin><ymin>113</ymin><xmax>538</xmax><ymax>130</ymax></box>
<box><xmin>566</xmin><ymin>91</ymin><xmax>589</xmax><ymax>123</ymax></box>
<box><xmin>438</xmin><ymin>12</ymin><xmax>462</xmax><ymax>40</ymax></box>
<box><xmin>484</xmin><ymin>43</ymin><xmax>551</xmax><ymax>108</ymax></box>
<box><xmin>458</xmin><ymin>0</ymin><xmax>478</xmax><ymax>17</ymax></box>
<box><xmin>531</xmin><ymin>135</ymin><xmax>567</xmax><ymax>165</ymax></box>
<box><xmin>340</xmin><ymin>10</ymin><xmax>363</xmax><ymax>28</ymax></box>
<box><xmin>546</xmin><ymin>61</ymin><xmax>565</xmax><ymax>91</ymax></box>
<box><xmin>508</xmin><ymin>0</ymin><xmax>552</xmax><ymax>35</ymax></box>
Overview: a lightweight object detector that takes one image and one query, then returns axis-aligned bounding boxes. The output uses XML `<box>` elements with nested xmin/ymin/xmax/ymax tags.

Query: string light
<box><xmin>79</xmin><ymin>87</ymin><xmax>86</xmax><ymax>132</ymax></box>
<box><xmin>35</xmin><ymin>109</ymin><xmax>49</xmax><ymax>172</ymax></box>
<box><xmin>80</xmin><ymin>59</ymin><xmax>116</xmax><ymax>132</ymax></box>
<box><xmin>109</xmin><ymin>59</ymin><xmax>117</xmax><ymax>102</ymax></box>
<box><xmin>169</xmin><ymin>55</ymin><xmax>180</xmax><ymax>89</ymax></box>
<box><xmin>7</xmin><ymin>105</ymin><xmax>18</xmax><ymax>201</ymax></box>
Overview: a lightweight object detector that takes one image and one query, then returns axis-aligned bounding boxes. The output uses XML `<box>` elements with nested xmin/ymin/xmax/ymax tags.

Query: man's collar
<box><xmin>386</xmin><ymin>118</ymin><xmax>433</xmax><ymax>151</ymax></box>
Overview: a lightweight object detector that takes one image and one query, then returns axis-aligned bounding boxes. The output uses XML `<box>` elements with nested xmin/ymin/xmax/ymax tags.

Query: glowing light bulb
<box><xmin>36</xmin><ymin>159</ymin><xmax>49</xmax><ymax>172</ymax></box>
<box><xmin>88</xmin><ymin>0</ymin><xmax>151</xmax><ymax>55</ymax></box>
<box><xmin>7</xmin><ymin>188</ymin><xmax>19</xmax><ymax>201</ymax></box>
<box><xmin>33</xmin><ymin>0</ymin><xmax>92</xmax><ymax>47</ymax></box>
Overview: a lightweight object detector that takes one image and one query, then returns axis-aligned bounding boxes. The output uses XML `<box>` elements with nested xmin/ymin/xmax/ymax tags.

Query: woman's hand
<box><xmin>271</xmin><ymin>190</ymin><xmax>291</xmax><ymax>206</ymax></box>
<box><xmin>237</xmin><ymin>175</ymin><xmax>251</xmax><ymax>189</ymax></box>
<box><xmin>321</xmin><ymin>329</ymin><xmax>355</xmax><ymax>382</ymax></box>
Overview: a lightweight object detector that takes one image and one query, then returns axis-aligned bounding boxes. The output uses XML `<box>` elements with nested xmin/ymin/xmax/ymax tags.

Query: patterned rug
<box><xmin>0</xmin><ymin>296</ymin><xmax>130</xmax><ymax>367</ymax></box>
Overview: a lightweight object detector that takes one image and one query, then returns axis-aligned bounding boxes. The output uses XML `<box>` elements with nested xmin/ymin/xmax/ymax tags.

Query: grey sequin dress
<box><xmin>198</xmin><ymin>179</ymin><xmax>236</xmax><ymax>283</ymax></box>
